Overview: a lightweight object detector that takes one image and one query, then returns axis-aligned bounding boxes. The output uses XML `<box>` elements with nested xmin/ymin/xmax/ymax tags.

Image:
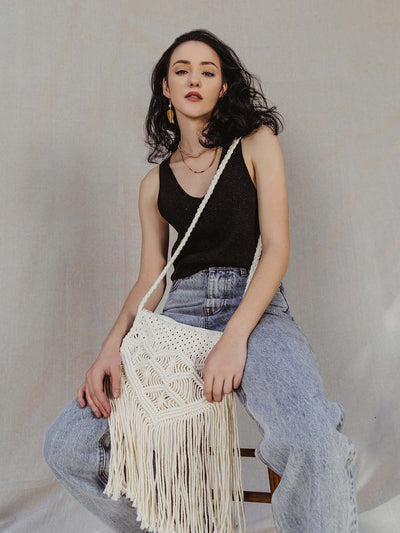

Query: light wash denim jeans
<box><xmin>43</xmin><ymin>267</ymin><xmax>359</xmax><ymax>532</ymax></box>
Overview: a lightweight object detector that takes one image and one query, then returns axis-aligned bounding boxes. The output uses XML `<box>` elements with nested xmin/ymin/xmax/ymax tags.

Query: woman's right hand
<box><xmin>77</xmin><ymin>341</ymin><xmax>122</xmax><ymax>418</ymax></box>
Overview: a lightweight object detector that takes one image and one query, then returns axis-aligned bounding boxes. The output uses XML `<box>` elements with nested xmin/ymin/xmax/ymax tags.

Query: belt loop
<box><xmin>240</xmin><ymin>267</ymin><xmax>248</xmax><ymax>276</ymax></box>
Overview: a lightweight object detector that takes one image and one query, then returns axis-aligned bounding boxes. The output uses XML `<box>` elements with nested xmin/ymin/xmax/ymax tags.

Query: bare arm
<box><xmin>203</xmin><ymin>125</ymin><xmax>290</xmax><ymax>402</ymax></box>
<box><xmin>223</xmin><ymin>125</ymin><xmax>290</xmax><ymax>339</ymax></box>
<box><xmin>78</xmin><ymin>165</ymin><xmax>170</xmax><ymax>417</ymax></box>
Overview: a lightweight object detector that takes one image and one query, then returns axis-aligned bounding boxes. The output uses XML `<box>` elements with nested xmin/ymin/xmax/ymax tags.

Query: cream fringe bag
<box><xmin>103</xmin><ymin>137</ymin><xmax>263</xmax><ymax>533</ymax></box>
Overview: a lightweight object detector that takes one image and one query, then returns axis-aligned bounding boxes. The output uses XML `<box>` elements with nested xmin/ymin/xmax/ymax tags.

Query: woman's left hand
<box><xmin>202</xmin><ymin>334</ymin><xmax>248</xmax><ymax>402</ymax></box>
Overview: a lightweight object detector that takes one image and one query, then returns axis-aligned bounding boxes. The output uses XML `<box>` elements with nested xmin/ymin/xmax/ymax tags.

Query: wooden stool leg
<box><xmin>268</xmin><ymin>467</ymin><xmax>281</xmax><ymax>494</ymax></box>
<box><xmin>238</xmin><ymin>448</ymin><xmax>281</xmax><ymax>503</ymax></box>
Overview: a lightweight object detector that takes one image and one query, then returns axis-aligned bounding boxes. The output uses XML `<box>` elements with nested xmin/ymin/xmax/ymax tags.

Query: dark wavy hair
<box><xmin>144</xmin><ymin>29</ymin><xmax>285</xmax><ymax>164</ymax></box>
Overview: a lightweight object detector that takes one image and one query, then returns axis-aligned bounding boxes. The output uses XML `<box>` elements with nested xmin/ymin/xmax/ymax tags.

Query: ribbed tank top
<box><xmin>158</xmin><ymin>138</ymin><xmax>260</xmax><ymax>281</ymax></box>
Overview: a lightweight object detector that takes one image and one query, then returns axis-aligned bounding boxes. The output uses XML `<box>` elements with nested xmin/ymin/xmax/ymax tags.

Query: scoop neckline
<box><xmin>166</xmin><ymin>144</ymin><xmax>228</xmax><ymax>201</ymax></box>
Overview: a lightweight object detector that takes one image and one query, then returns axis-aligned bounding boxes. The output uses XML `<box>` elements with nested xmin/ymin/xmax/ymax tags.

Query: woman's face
<box><xmin>163</xmin><ymin>40</ymin><xmax>227</xmax><ymax>122</ymax></box>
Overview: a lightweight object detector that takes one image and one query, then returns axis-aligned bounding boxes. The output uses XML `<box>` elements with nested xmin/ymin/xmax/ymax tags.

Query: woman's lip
<box><xmin>185</xmin><ymin>95</ymin><xmax>203</xmax><ymax>101</ymax></box>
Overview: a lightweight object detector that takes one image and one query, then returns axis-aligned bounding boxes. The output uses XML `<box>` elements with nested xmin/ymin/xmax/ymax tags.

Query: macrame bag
<box><xmin>103</xmin><ymin>137</ymin><xmax>263</xmax><ymax>533</ymax></box>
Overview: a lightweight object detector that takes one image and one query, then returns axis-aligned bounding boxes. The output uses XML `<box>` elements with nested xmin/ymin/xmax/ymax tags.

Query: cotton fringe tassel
<box><xmin>103</xmin><ymin>369</ymin><xmax>247</xmax><ymax>533</ymax></box>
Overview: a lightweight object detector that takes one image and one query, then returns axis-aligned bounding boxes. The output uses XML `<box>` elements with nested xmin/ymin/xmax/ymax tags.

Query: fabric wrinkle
<box><xmin>43</xmin><ymin>267</ymin><xmax>359</xmax><ymax>532</ymax></box>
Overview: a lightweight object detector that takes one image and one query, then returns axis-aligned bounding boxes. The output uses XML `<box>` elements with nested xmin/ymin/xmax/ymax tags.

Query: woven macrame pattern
<box><xmin>122</xmin><ymin>311</ymin><xmax>223</xmax><ymax>419</ymax></box>
<box><xmin>104</xmin><ymin>309</ymin><xmax>246</xmax><ymax>532</ymax></box>
<box><xmin>103</xmin><ymin>138</ymin><xmax>260</xmax><ymax>533</ymax></box>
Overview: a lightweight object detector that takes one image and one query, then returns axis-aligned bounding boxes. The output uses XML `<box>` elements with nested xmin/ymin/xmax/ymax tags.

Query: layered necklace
<box><xmin>177</xmin><ymin>140</ymin><xmax>220</xmax><ymax>174</ymax></box>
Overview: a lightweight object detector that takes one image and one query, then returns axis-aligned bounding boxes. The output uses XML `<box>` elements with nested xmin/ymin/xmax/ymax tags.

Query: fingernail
<box><xmin>113</xmin><ymin>391</ymin><xmax>119</xmax><ymax>398</ymax></box>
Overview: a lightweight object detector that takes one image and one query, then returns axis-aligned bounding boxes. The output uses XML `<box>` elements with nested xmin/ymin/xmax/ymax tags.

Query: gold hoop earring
<box><xmin>167</xmin><ymin>98</ymin><xmax>174</xmax><ymax>124</ymax></box>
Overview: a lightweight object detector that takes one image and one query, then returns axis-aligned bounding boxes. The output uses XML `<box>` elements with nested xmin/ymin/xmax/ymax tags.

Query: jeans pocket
<box><xmin>267</xmin><ymin>288</ymin><xmax>289</xmax><ymax>313</ymax></box>
<box><xmin>279</xmin><ymin>287</ymin><xmax>290</xmax><ymax>312</ymax></box>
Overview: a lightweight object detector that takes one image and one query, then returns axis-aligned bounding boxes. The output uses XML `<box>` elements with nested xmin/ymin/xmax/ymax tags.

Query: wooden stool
<box><xmin>238</xmin><ymin>448</ymin><xmax>281</xmax><ymax>503</ymax></box>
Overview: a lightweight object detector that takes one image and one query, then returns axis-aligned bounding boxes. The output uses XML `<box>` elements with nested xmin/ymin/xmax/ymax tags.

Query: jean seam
<box><xmin>204</xmin><ymin>301</ymin><xmax>226</xmax><ymax>319</ymax></box>
<box><xmin>268</xmin><ymin>302</ymin><xmax>288</xmax><ymax>311</ymax></box>
<box><xmin>97</xmin><ymin>436</ymin><xmax>108</xmax><ymax>486</ymax></box>
<box><xmin>337</xmin><ymin>411</ymin><xmax>345</xmax><ymax>432</ymax></box>
<box><xmin>170</xmin><ymin>276</ymin><xmax>187</xmax><ymax>292</ymax></box>
<box><xmin>264</xmin><ymin>305</ymin><xmax>290</xmax><ymax>319</ymax></box>
<box><xmin>278</xmin><ymin>288</ymin><xmax>290</xmax><ymax>312</ymax></box>
<box><xmin>345</xmin><ymin>442</ymin><xmax>359</xmax><ymax>531</ymax></box>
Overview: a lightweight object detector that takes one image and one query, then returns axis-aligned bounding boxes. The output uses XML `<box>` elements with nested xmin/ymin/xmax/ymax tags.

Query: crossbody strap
<box><xmin>137</xmin><ymin>137</ymin><xmax>262</xmax><ymax>314</ymax></box>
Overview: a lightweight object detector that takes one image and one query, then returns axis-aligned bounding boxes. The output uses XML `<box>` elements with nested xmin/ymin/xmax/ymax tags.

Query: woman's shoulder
<box><xmin>139</xmin><ymin>164</ymin><xmax>164</xmax><ymax>203</ymax></box>
<box><xmin>240</xmin><ymin>125</ymin><xmax>283</xmax><ymax>190</ymax></box>
<box><xmin>239</xmin><ymin>126</ymin><xmax>275</xmax><ymax>184</ymax></box>
<box><xmin>242</xmin><ymin>124</ymin><xmax>275</xmax><ymax>145</ymax></box>
<box><xmin>243</xmin><ymin>125</ymin><xmax>282</xmax><ymax>163</ymax></box>
<box><xmin>138</xmin><ymin>165</ymin><xmax>169</xmax><ymax>226</ymax></box>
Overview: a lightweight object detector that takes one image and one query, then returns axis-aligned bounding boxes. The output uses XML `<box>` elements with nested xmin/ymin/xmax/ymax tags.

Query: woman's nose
<box><xmin>189</xmin><ymin>74</ymin><xmax>200</xmax><ymax>85</ymax></box>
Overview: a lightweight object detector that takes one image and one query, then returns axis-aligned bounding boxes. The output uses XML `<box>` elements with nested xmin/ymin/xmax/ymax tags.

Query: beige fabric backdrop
<box><xmin>1</xmin><ymin>1</ymin><xmax>399</xmax><ymax>531</ymax></box>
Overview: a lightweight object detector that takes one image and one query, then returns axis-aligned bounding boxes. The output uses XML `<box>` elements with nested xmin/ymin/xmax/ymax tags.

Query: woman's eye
<box><xmin>175</xmin><ymin>70</ymin><xmax>215</xmax><ymax>77</ymax></box>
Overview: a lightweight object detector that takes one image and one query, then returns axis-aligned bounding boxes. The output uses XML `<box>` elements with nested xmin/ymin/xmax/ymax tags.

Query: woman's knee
<box><xmin>43</xmin><ymin>396</ymin><xmax>107</xmax><ymax>476</ymax></box>
<box><xmin>43</xmin><ymin>424</ymin><xmax>62</xmax><ymax>475</ymax></box>
<box><xmin>43</xmin><ymin>397</ymin><xmax>78</xmax><ymax>473</ymax></box>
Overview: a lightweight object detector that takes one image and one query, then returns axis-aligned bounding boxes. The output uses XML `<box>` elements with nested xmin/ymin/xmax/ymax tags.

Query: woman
<box><xmin>43</xmin><ymin>29</ymin><xmax>359</xmax><ymax>532</ymax></box>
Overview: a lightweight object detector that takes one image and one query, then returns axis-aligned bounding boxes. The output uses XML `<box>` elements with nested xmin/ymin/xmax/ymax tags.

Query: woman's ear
<box><xmin>219</xmin><ymin>82</ymin><xmax>228</xmax><ymax>98</ymax></box>
<box><xmin>162</xmin><ymin>77</ymin><xmax>170</xmax><ymax>99</ymax></box>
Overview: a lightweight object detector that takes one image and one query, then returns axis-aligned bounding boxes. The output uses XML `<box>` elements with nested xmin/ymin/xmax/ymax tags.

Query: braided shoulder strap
<box><xmin>138</xmin><ymin>137</ymin><xmax>262</xmax><ymax>313</ymax></box>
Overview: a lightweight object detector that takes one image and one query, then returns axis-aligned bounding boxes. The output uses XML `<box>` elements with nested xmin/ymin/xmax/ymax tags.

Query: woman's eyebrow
<box><xmin>172</xmin><ymin>60</ymin><xmax>218</xmax><ymax>68</ymax></box>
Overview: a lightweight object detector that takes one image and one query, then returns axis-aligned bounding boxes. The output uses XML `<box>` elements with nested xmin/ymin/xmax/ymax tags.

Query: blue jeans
<box><xmin>43</xmin><ymin>267</ymin><xmax>359</xmax><ymax>532</ymax></box>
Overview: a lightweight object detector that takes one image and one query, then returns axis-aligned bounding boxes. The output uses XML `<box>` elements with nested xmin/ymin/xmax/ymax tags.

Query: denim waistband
<box><xmin>175</xmin><ymin>267</ymin><xmax>250</xmax><ymax>280</ymax></box>
<box><xmin>207</xmin><ymin>266</ymin><xmax>250</xmax><ymax>277</ymax></box>
<box><xmin>171</xmin><ymin>267</ymin><xmax>284</xmax><ymax>295</ymax></box>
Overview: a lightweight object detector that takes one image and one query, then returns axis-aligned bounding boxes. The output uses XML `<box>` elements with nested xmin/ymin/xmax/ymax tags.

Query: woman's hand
<box><xmin>77</xmin><ymin>341</ymin><xmax>122</xmax><ymax>418</ymax></box>
<box><xmin>202</xmin><ymin>334</ymin><xmax>248</xmax><ymax>403</ymax></box>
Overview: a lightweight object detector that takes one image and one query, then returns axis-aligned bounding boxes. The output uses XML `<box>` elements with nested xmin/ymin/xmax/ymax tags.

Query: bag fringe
<box><xmin>103</xmin><ymin>368</ymin><xmax>247</xmax><ymax>533</ymax></box>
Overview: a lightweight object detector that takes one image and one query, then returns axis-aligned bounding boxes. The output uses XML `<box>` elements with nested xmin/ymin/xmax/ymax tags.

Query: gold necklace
<box><xmin>178</xmin><ymin>147</ymin><xmax>219</xmax><ymax>174</ymax></box>
<box><xmin>178</xmin><ymin>140</ymin><xmax>208</xmax><ymax>158</ymax></box>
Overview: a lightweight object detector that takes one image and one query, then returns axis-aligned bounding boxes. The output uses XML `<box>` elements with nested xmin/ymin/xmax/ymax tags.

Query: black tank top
<box><xmin>158</xmin><ymin>138</ymin><xmax>260</xmax><ymax>281</ymax></box>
